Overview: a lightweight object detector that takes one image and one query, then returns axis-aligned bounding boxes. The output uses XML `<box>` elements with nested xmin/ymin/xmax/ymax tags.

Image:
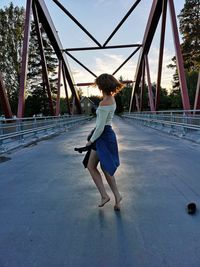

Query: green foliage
<box><xmin>178</xmin><ymin>0</ymin><xmax>200</xmax><ymax>71</ymax></box>
<box><xmin>60</xmin><ymin>98</ymin><xmax>69</xmax><ymax>114</ymax></box>
<box><xmin>120</xmin><ymin>83</ymin><xmax>132</xmax><ymax>111</ymax></box>
<box><xmin>0</xmin><ymin>2</ymin><xmax>24</xmax><ymax>114</ymax></box>
<box><xmin>168</xmin><ymin>70</ymin><xmax>199</xmax><ymax>108</ymax></box>
<box><xmin>115</xmin><ymin>91</ymin><xmax>124</xmax><ymax>113</ymax></box>
<box><xmin>186</xmin><ymin>70</ymin><xmax>199</xmax><ymax>106</ymax></box>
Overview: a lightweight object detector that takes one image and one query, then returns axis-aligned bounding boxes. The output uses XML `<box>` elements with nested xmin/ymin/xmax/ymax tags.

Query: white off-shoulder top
<box><xmin>90</xmin><ymin>103</ymin><xmax>116</xmax><ymax>143</ymax></box>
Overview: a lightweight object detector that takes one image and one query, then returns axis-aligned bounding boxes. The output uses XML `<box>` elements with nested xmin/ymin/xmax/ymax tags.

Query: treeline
<box><xmin>0</xmin><ymin>3</ymin><xmax>63</xmax><ymax>117</ymax></box>
<box><xmin>0</xmin><ymin>1</ymin><xmax>199</xmax><ymax>116</ymax></box>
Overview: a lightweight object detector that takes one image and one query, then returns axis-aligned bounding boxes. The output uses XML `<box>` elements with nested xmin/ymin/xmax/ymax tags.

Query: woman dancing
<box><xmin>85</xmin><ymin>73</ymin><xmax>124</xmax><ymax>211</ymax></box>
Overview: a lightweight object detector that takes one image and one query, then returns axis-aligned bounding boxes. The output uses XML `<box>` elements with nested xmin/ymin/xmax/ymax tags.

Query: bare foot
<box><xmin>114</xmin><ymin>195</ymin><xmax>122</xmax><ymax>211</ymax></box>
<box><xmin>98</xmin><ymin>196</ymin><xmax>110</xmax><ymax>207</ymax></box>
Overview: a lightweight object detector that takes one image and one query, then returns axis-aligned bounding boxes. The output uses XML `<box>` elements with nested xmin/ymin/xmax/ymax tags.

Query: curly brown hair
<box><xmin>95</xmin><ymin>73</ymin><xmax>124</xmax><ymax>95</ymax></box>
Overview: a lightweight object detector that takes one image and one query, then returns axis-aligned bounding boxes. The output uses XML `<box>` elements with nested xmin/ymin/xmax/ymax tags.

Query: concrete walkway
<box><xmin>0</xmin><ymin>116</ymin><xmax>200</xmax><ymax>267</ymax></box>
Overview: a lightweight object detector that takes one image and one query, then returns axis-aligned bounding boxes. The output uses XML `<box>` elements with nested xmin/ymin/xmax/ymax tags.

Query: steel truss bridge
<box><xmin>0</xmin><ymin>0</ymin><xmax>199</xmax><ymax>119</ymax></box>
<box><xmin>1</xmin><ymin>2</ymin><xmax>200</xmax><ymax>266</ymax></box>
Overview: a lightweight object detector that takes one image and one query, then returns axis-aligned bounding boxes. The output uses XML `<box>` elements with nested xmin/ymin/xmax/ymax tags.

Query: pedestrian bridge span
<box><xmin>0</xmin><ymin>116</ymin><xmax>200</xmax><ymax>267</ymax></box>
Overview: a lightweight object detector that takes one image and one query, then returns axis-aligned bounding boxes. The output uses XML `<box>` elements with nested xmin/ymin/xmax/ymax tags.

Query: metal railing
<box><xmin>0</xmin><ymin>114</ymin><xmax>92</xmax><ymax>153</ymax></box>
<box><xmin>122</xmin><ymin>110</ymin><xmax>200</xmax><ymax>137</ymax></box>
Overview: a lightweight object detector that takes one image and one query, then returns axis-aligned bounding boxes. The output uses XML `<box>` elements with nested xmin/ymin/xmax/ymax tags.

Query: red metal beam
<box><xmin>140</xmin><ymin>60</ymin><xmax>145</xmax><ymax>111</ymax></box>
<box><xmin>155</xmin><ymin>0</ymin><xmax>167</xmax><ymax>110</ymax></box>
<box><xmin>103</xmin><ymin>0</ymin><xmax>142</xmax><ymax>46</ymax></box>
<box><xmin>62</xmin><ymin>64</ymin><xmax>71</xmax><ymax>115</ymax></box>
<box><xmin>64</xmin><ymin>44</ymin><xmax>142</xmax><ymax>52</ymax></box>
<box><xmin>129</xmin><ymin>0</ymin><xmax>163</xmax><ymax>112</ymax></box>
<box><xmin>17</xmin><ymin>0</ymin><xmax>32</xmax><ymax>118</ymax></box>
<box><xmin>135</xmin><ymin>93</ymin><xmax>140</xmax><ymax>112</ymax></box>
<box><xmin>168</xmin><ymin>0</ymin><xmax>190</xmax><ymax>110</ymax></box>
<box><xmin>145</xmin><ymin>55</ymin><xmax>155</xmax><ymax>112</ymax></box>
<box><xmin>32</xmin><ymin>1</ymin><xmax>54</xmax><ymax>116</ymax></box>
<box><xmin>55</xmin><ymin>60</ymin><xmax>62</xmax><ymax>116</ymax></box>
<box><xmin>194</xmin><ymin>71</ymin><xmax>200</xmax><ymax>111</ymax></box>
<box><xmin>35</xmin><ymin>0</ymin><xmax>82</xmax><ymax>114</ymax></box>
<box><xmin>0</xmin><ymin>72</ymin><xmax>13</xmax><ymax>118</ymax></box>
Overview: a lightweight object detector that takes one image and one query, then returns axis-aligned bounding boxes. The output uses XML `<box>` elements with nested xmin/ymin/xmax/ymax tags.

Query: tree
<box><xmin>178</xmin><ymin>0</ymin><xmax>200</xmax><ymax>71</ymax></box>
<box><xmin>120</xmin><ymin>83</ymin><xmax>132</xmax><ymax>111</ymax></box>
<box><xmin>115</xmin><ymin>91</ymin><xmax>124</xmax><ymax>113</ymax></box>
<box><xmin>0</xmin><ymin>3</ymin><xmax>24</xmax><ymax>114</ymax></box>
<box><xmin>60</xmin><ymin>97</ymin><xmax>69</xmax><ymax>114</ymax></box>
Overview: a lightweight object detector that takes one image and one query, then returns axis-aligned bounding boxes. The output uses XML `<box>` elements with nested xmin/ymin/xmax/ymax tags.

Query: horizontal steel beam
<box><xmin>64</xmin><ymin>44</ymin><xmax>142</xmax><ymax>52</ymax></box>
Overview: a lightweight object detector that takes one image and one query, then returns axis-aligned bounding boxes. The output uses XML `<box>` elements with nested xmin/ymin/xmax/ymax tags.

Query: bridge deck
<box><xmin>0</xmin><ymin>117</ymin><xmax>200</xmax><ymax>267</ymax></box>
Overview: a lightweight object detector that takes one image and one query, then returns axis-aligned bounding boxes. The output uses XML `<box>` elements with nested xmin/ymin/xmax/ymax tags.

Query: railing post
<box><xmin>17</xmin><ymin>119</ymin><xmax>24</xmax><ymax>143</ymax></box>
<box><xmin>144</xmin><ymin>55</ymin><xmax>155</xmax><ymax>112</ymax></box>
<box><xmin>33</xmin><ymin>116</ymin><xmax>38</xmax><ymax>138</ymax></box>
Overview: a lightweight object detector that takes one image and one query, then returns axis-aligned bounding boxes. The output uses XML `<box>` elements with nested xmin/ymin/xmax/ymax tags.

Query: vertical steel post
<box><xmin>155</xmin><ymin>0</ymin><xmax>167</xmax><ymax>110</ymax></box>
<box><xmin>194</xmin><ymin>71</ymin><xmax>200</xmax><ymax>112</ymax></box>
<box><xmin>0</xmin><ymin>72</ymin><xmax>13</xmax><ymax>118</ymax></box>
<box><xmin>144</xmin><ymin>55</ymin><xmax>155</xmax><ymax>111</ymax></box>
<box><xmin>140</xmin><ymin>60</ymin><xmax>145</xmax><ymax>111</ymax></box>
<box><xmin>32</xmin><ymin>2</ymin><xmax>54</xmax><ymax>116</ymax></box>
<box><xmin>135</xmin><ymin>93</ymin><xmax>140</xmax><ymax>111</ymax></box>
<box><xmin>17</xmin><ymin>0</ymin><xmax>32</xmax><ymax>118</ymax></box>
<box><xmin>55</xmin><ymin>59</ymin><xmax>62</xmax><ymax>116</ymax></box>
<box><xmin>168</xmin><ymin>0</ymin><xmax>190</xmax><ymax>111</ymax></box>
<box><xmin>129</xmin><ymin>0</ymin><xmax>162</xmax><ymax>112</ymax></box>
<box><xmin>71</xmin><ymin>96</ymin><xmax>75</xmax><ymax>115</ymax></box>
<box><xmin>62</xmin><ymin>65</ymin><xmax>71</xmax><ymax>115</ymax></box>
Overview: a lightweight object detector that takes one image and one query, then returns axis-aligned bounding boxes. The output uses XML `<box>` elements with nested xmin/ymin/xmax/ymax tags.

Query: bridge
<box><xmin>0</xmin><ymin>116</ymin><xmax>200</xmax><ymax>267</ymax></box>
<box><xmin>0</xmin><ymin>0</ymin><xmax>200</xmax><ymax>266</ymax></box>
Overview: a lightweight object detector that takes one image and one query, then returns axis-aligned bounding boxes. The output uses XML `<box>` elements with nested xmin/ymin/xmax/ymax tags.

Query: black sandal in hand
<box><xmin>74</xmin><ymin>145</ymin><xmax>91</xmax><ymax>153</ymax></box>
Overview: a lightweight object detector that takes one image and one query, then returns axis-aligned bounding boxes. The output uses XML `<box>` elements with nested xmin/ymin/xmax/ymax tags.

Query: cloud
<box><xmin>93</xmin><ymin>0</ymin><xmax>113</xmax><ymax>8</ymax></box>
<box><xmin>94</xmin><ymin>53</ymin><xmax>137</xmax><ymax>78</ymax></box>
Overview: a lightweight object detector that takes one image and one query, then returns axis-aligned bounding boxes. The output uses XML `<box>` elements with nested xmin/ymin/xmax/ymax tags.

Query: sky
<box><xmin>0</xmin><ymin>0</ymin><xmax>185</xmax><ymax>97</ymax></box>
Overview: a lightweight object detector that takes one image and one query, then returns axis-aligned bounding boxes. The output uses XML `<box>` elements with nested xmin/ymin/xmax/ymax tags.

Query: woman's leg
<box><xmin>87</xmin><ymin>149</ymin><xmax>110</xmax><ymax>207</ymax></box>
<box><xmin>101</xmin><ymin>166</ymin><xmax>122</xmax><ymax>210</ymax></box>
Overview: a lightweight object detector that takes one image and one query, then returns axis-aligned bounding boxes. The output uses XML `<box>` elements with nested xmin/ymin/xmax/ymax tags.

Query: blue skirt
<box><xmin>83</xmin><ymin>125</ymin><xmax>120</xmax><ymax>176</ymax></box>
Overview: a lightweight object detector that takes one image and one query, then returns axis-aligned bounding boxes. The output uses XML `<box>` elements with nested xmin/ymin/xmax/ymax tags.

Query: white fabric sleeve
<box><xmin>90</xmin><ymin>108</ymin><xmax>109</xmax><ymax>143</ymax></box>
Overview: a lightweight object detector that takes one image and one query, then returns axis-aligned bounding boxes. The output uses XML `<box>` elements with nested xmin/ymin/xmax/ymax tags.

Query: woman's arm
<box><xmin>89</xmin><ymin>108</ymin><xmax>109</xmax><ymax>143</ymax></box>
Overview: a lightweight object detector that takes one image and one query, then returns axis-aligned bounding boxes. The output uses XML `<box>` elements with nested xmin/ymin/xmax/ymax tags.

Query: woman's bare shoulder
<box><xmin>99</xmin><ymin>97</ymin><xmax>115</xmax><ymax>106</ymax></box>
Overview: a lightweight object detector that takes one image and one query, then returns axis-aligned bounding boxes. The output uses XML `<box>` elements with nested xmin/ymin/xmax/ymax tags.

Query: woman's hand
<box><xmin>86</xmin><ymin>140</ymin><xmax>92</xmax><ymax>146</ymax></box>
